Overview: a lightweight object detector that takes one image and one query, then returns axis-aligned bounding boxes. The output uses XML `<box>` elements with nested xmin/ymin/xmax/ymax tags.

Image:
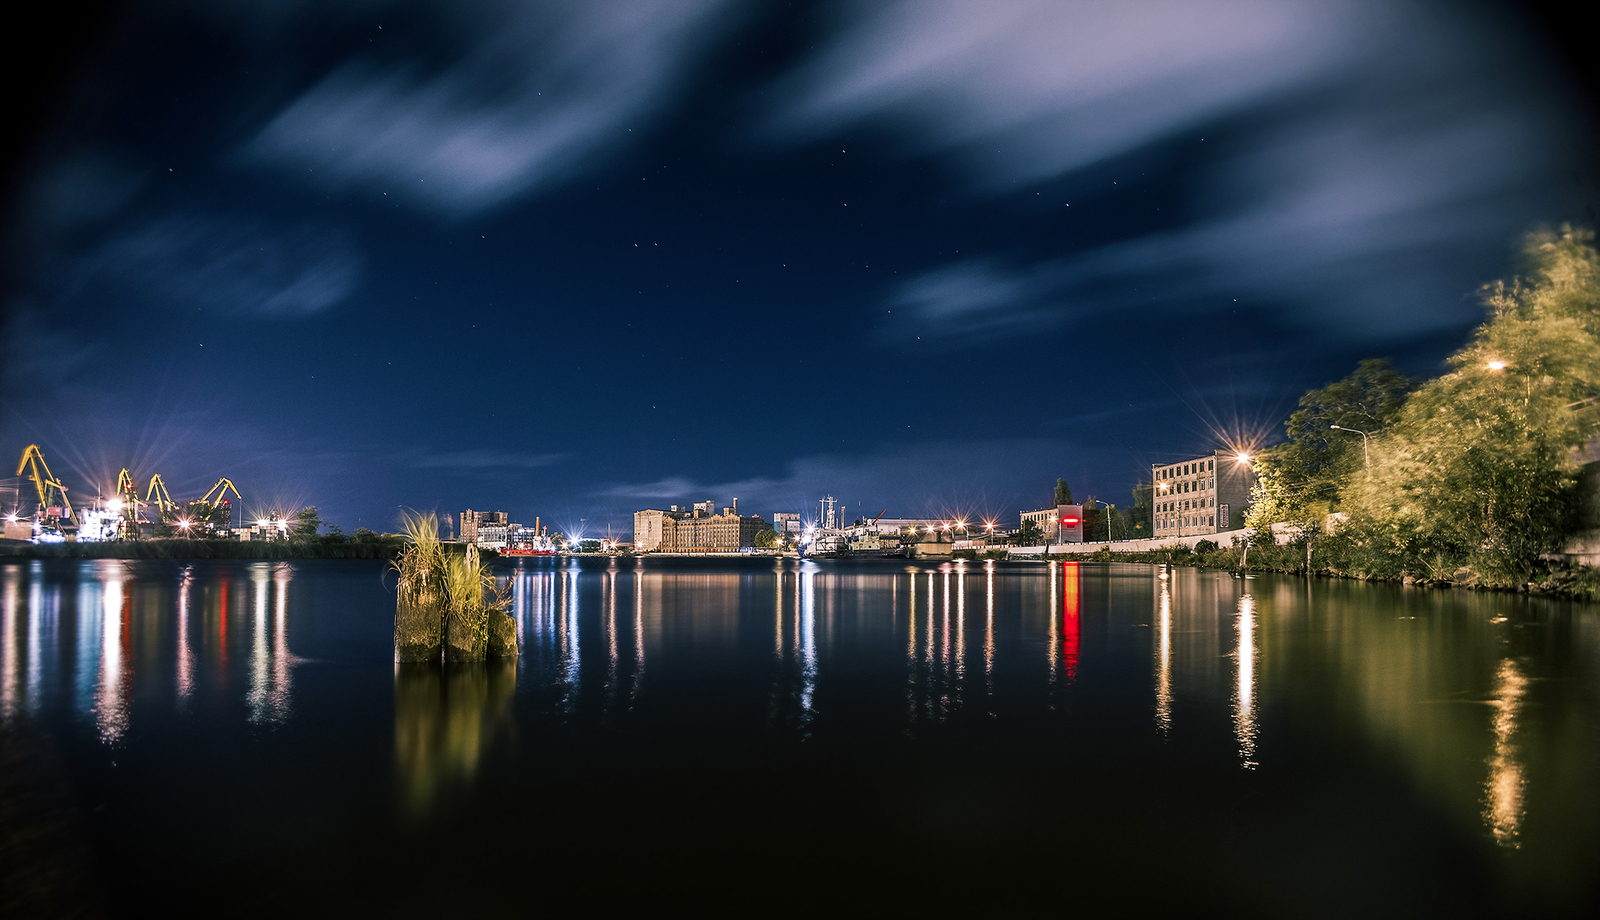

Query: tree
<box><xmin>752</xmin><ymin>528</ymin><xmax>778</xmax><ymax>549</ymax></box>
<box><xmin>1015</xmin><ymin>519</ymin><xmax>1044</xmax><ymax>545</ymax></box>
<box><xmin>1340</xmin><ymin>227</ymin><xmax>1600</xmax><ymax>584</ymax></box>
<box><xmin>1246</xmin><ymin>358</ymin><xmax>1420</xmax><ymax>572</ymax></box>
<box><xmin>292</xmin><ymin>506</ymin><xmax>322</xmax><ymax>538</ymax></box>
<box><xmin>1054</xmin><ymin>478</ymin><xmax>1073</xmax><ymax>505</ymax></box>
<box><xmin>1130</xmin><ymin>481</ymin><xmax>1153</xmax><ymax>537</ymax></box>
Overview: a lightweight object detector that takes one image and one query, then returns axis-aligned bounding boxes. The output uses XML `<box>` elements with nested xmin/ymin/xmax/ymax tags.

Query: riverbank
<box><xmin>0</xmin><ymin>538</ymin><xmax>403</xmax><ymax>560</ymax></box>
<box><xmin>992</xmin><ymin>542</ymin><xmax>1600</xmax><ymax>602</ymax></box>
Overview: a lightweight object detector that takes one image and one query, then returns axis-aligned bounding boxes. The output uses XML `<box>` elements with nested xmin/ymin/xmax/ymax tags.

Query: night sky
<box><xmin>3</xmin><ymin>0</ymin><xmax>1596</xmax><ymax>538</ymax></box>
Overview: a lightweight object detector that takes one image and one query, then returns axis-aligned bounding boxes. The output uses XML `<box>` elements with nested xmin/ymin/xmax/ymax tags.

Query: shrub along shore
<box><xmin>0</xmin><ymin>537</ymin><xmax>405</xmax><ymax>560</ymax></box>
<box><xmin>958</xmin><ymin>542</ymin><xmax>1600</xmax><ymax>601</ymax></box>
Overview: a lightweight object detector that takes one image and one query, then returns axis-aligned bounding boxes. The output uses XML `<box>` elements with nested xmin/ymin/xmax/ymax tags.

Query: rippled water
<box><xmin>1</xmin><ymin>557</ymin><xmax>1597</xmax><ymax>916</ymax></box>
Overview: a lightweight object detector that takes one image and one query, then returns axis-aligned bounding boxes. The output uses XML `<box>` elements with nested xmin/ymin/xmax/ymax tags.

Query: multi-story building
<box><xmin>460</xmin><ymin>510</ymin><xmax>509</xmax><ymax>547</ymax></box>
<box><xmin>1020</xmin><ymin>507</ymin><xmax>1060</xmax><ymax>541</ymax></box>
<box><xmin>634</xmin><ymin>499</ymin><xmax>767</xmax><ymax>553</ymax></box>
<box><xmin>1019</xmin><ymin>505</ymin><xmax>1084</xmax><ymax>542</ymax></box>
<box><xmin>1150</xmin><ymin>450</ymin><xmax>1255</xmax><ymax>537</ymax></box>
<box><xmin>633</xmin><ymin>508</ymin><xmax>684</xmax><ymax>552</ymax></box>
<box><xmin>772</xmin><ymin>512</ymin><xmax>802</xmax><ymax>535</ymax></box>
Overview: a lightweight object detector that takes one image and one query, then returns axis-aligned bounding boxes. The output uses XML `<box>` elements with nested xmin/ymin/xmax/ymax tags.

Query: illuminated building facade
<box><xmin>1151</xmin><ymin>450</ymin><xmax>1255</xmax><ymax>536</ymax></box>
<box><xmin>634</xmin><ymin>500</ymin><xmax>767</xmax><ymax>553</ymax></box>
<box><xmin>460</xmin><ymin>510</ymin><xmax>509</xmax><ymax>548</ymax></box>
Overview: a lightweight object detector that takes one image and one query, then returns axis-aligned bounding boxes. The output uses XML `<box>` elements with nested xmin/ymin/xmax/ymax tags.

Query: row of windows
<box><xmin>1158</xmin><ymin>459</ymin><xmax>1215</xmax><ymax>479</ymax></box>
<box><xmin>1158</xmin><ymin>497</ymin><xmax>1215</xmax><ymax>513</ymax></box>
<box><xmin>1157</xmin><ymin>516</ymin><xmax>1215</xmax><ymax>530</ymax></box>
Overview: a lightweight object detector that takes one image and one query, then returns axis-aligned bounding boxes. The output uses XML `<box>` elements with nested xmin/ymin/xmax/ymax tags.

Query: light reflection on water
<box><xmin>1232</xmin><ymin>591</ymin><xmax>1258</xmax><ymax>769</ymax></box>
<box><xmin>1486</xmin><ymin>656</ymin><xmax>1527</xmax><ymax>846</ymax></box>
<box><xmin>0</xmin><ymin>556</ymin><xmax>1595</xmax><ymax>899</ymax></box>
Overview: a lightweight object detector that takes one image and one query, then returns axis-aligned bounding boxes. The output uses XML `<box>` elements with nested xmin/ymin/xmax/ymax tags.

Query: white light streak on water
<box><xmin>956</xmin><ymin>569</ymin><xmax>966</xmax><ymax>682</ymax></box>
<box><xmin>75</xmin><ymin>577</ymin><xmax>100</xmax><ymax>717</ymax></box>
<box><xmin>1232</xmin><ymin>592</ymin><xmax>1258</xmax><ymax>768</ymax></box>
<box><xmin>1047</xmin><ymin>561</ymin><xmax>1058</xmax><ymax>687</ymax></box>
<box><xmin>799</xmin><ymin>567</ymin><xmax>816</xmax><ymax>728</ymax></box>
<box><xmin>1155</xmin><ymin>574</ymin><xmax>1173</xmax><ymax>736</ymax></box>
<box><xmin>176</xmin><ymin>567</ymin><xmax>193</xmax><ymax>702</ymax></box>
<box><xmin>27</xmin><ymin>564</ymin><xmax>49</xmax><ymax>714</ymax></box>
<box><xmin>606</xmin><ymin>570</ymin><xmax>618</xmax><ymax>703</ymax></box>
<box><xmin>94</xmin><ymin>562</ymin><xmax>128</xmax><ymax>744</ymax></box>
<box><xmin>984</xmin><ymin>563</ymin><xmax>994</xmax><ymax>698</ymax></box>
<box><xmin>564</xmin><ymin>567</ymin><xmax>581</xmax><ymax>689</ymax></box>
<box><xmin>1485</xmin><ymin>657</ymin><xmax>1528</xmax><ymax>847</ymax></box>
<box><xmin>1</xmin><ymin>567</ymin><xmax>17</xmax><ymax>718</ymax></box>
<box><xmin>632</xmin><ymin>569</ymin><xmax>645</xmax><ymax>702</ymax></box>
<box><xmin>271</xmin><ymin>564</ymin><xmax>292</xmax><ymax>721</ymax></box>
<box><xmin>248</xmin><ymin>564</ymin><xmax>270</xmax><ymax>723</ymax></box>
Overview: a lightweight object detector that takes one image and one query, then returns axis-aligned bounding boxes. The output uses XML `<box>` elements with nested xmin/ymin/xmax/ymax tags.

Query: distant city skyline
<box><xmin>3</xmin><ymin>0</ymin><xmax>1595</xmax><ymax>534</ymax></box>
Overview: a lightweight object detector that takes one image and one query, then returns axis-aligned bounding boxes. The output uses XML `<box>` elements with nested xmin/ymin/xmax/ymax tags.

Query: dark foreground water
<box><xmin>1</xmin><ymin>557</ymin><xmax>1597</xmax><ymax>917</ymax></box>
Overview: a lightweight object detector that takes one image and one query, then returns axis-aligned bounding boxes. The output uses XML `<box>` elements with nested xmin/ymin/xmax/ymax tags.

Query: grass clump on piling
<box><xmin>393</xmin><ymin>511</ymin><xmax>517</xmax><ymax>663</ymax></box>
<box><xmin>394</xmin><ymin>512</ymin><xmax>448</xmax><ymax>662</ymax></box>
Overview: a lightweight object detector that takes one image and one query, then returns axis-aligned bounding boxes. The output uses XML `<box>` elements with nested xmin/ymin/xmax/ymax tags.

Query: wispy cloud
<box><xmin>779</xmin><ymin>0</ymin><xmax>1586</xmax><ymax>343</ymax></box>
<box><xmin>82</xmin><ymin>213</ymin><xmax>361</xmax><ymax>318</ymax></box>
<box><xmin>249</xmin><ymin>0</ymin><xmax>732</xmax><ymax>215</ymax></box>
<box><xmin>772</xmin><ymin>0</ymin><xmax>1354</xmax><ymax>184</ymax></box>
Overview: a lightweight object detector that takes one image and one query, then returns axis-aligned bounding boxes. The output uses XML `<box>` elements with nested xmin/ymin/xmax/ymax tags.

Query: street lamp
<box><xmin>1329</xmin><ymin>424</ymin><xmax>1370</xmax><ymax>470</ymax></box>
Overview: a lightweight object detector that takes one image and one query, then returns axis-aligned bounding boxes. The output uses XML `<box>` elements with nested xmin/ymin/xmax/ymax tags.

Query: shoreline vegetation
<box><xmin>1218</xmin><ymin>227</ymin><xmax>1600</xmax><ymax>602</ymax></box>
<box><xmin>957</xmin><ymin>545</ymin><xmax>1600</xmax><ymax>601</ymax></box>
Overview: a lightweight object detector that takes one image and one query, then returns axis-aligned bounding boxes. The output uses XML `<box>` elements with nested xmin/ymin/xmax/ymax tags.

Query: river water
<box><xmin>1</xmin><ymin>557</ymin><xmax>1596</xmax><ymax>916</ymax></box>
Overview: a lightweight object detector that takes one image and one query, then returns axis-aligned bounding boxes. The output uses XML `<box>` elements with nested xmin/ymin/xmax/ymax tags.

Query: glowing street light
<box><xmin>1487</xmin><ymin>360</ymin><xmax>1506</xmax><ymax>371</ymax></box>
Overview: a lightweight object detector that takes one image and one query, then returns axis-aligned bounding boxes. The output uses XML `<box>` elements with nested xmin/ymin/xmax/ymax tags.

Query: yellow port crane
<box><xmin>115</xmin><ymin>468</ymin><xmax>147</xmax><ymax>539</ymax></box>
<box><xmin>188</xmin><ymin>478</ymin><xmax>243</xmax><ymax>532</ymax></box>
<box><xmin>16</xmin><ymin>444</ymin><xmax>73</xmax><ymax>523</ymax></box>
<box><xmin>144</xmin><ymin>474</ymin><xmax>179</xmax><ymax>523</ymax></box>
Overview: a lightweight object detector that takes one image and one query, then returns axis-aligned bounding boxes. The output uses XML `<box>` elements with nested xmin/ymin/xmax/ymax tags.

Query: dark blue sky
<box><xmin>3</xmin><ymin>0</ymin><xmax>1596</xmax><ymax>538</ymax></box>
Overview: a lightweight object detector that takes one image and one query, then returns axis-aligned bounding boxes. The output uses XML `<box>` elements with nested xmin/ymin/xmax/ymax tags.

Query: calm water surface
<box><xmin>2</xmin><ymin>557</ymin><xmax>1597</xmax><ymax>916</ymax></box>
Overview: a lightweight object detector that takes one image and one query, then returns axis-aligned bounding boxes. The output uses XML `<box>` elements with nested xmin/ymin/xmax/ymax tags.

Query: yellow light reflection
<box><xmin>394</xmin><ymin>659</ymin><xmax>517</xmax><ymax>818</ymax></box>
<box><xmin>1485</xmin><ymin>657</ymin><xmax>1527</xmax><ymax>847</ymax></box>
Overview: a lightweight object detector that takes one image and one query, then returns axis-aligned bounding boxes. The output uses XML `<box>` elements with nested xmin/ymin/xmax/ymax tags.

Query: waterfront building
<box><xmin>460</xmin><ymin>510</ymin><xmax>509</xmax><ymax>547</ymax></box>
<box><xmin>634</xmin><ymin>499</ymin><xmax>767</xmax><ymax>552</ymax></box>
<box><xmin>633</xmin><ymin>508</ymin><xmax>683</xmax><ymax>552</ymax></box>
<box><xmin>772</xmin><ymin>512</ymin><xmax>802</xmax><ymax>534</ymax></box>
<box><xmin>1150</xmin><ymin>451</ymin><xmax>1256</xmax><ymax>536</ymax></box>
<box><xmin>1019</xmin><ymin>505</ymin><xmax>1084</xmax><ymax>542</ymax></box>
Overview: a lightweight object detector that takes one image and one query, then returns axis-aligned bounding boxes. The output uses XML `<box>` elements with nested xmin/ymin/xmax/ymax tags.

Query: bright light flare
<box><xmin>1487</xmin><ymin>360</ymin><xmax>1506</xmax><ymax>371</ymax></box>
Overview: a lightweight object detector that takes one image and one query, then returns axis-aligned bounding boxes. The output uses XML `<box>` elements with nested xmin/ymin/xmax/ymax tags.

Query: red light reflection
<box><xmin>1061</xmin><ymin>561</ymin><xmax>1080</xmax><ymax>682</ymax></box>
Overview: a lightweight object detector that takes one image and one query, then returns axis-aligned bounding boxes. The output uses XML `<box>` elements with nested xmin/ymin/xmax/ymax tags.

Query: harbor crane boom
<box><xmin>144</xmin><ymin>474</ymin><xmax>178</xmax><ymax>521</ymax></box>
<box><xmin>190</xmin><ymin>478</ymin><xmax>244</xmax><ymax>531</ymax></box>
<box><xmin>199</xmin><ymin>478</ymin><xmax>243</xmax><ymax>506</ymax></box>
<box><xmin>115</xmin><ymin>468</ymin><xmax>147</xmax><ymax>539</ymax></box>
<box><xmin>15</xmin><ymin>444</ymin><xmax>72</xmax><ymax>521</ymax></box>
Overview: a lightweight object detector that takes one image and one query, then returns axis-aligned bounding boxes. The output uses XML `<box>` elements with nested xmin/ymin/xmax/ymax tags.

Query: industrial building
<box><xmin>460</xmin><ymin>510</ymin><xmax>509</xmax><ymax>548</ymax></box>
<box><xmin>633</xmin><ymin>499</ymin><xmax>768</xmax><ymax>553</ymax></box>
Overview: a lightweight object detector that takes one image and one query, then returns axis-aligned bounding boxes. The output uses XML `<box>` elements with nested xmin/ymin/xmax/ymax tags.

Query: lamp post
<box><xmin>1329</xmin><ymin>425</ymin><xmax>1370</xmax><ymax>470</ymax></box>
